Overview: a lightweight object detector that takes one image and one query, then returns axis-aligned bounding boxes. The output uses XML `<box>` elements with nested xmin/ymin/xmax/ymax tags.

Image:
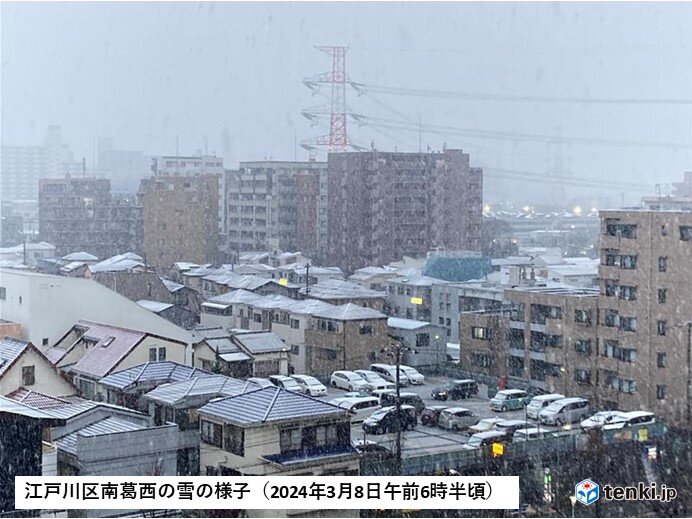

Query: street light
<box><xmin>569</xmin><ymin>494</ymin><xmax>577</xmax><ymax>518</ymax></box>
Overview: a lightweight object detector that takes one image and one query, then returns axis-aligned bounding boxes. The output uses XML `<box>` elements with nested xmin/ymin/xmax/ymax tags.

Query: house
<box><xmin>387</xmin><ymin>317</ymin><xmax>447</xmax><ymax>367</ymax></box>
<box><xmin>47</xmin><ymin>320</ymin><xmax>188</xmax><ymax>400</ymax></box>
<box><xmin>198</xmin><ymin>386</ymin><xmax>358</xmax><ymax>477</ymax></box>
<box><xmin>200</xmin><ymin>289</ymin><xmax>262</xmax><ymax>330</ymax></box>
<box><xmin>0</xmin><ymin>337</ymin><xmax>76</xmax><ymax>397</ymax></box>
<box><xmin>271</xmin><ymin>299</ymin><xmax>336</xmax><ymax>374</ymax></box>
<box><xmin>384</xmin><ymin>274</ymin><xmax>440</xmax><ymax>322</ymax></box>
<box><xmin>348</xmin><ymin>266</ymin><xmax>400</xmax><ymax>291</ymax></box>
<box><xmin>0</xmin><ymin>396</ymin><xmax>66</xmax><ymax>514</ymax></box>
<box><xmin>304</xmin><ymin>303</ymin><xmax>389</xmax><ymax>376</ymax></box>
<box><xmin>0</xmin><ymin>319</ymin><xmax>22</xmax><ymax>340</ymax></box>
<box><xmin>231</xmin><ymin>330</ymin><xmax>290</xmax><ymax>377</ymax></box>
<box><xmin>298</xmin><ymin>278</ymin><xmax>387</xmax><ymax>311</ymax></box>
<box><xmin>97</xmin><ymin>361</ymin><xmax>213</xmax><ymax>411</ymax></box>
<box><xmin>191</xmin><ymin>326</ymin><xmax>252</xmax><ymax>377</ymax></box>
<box><xmin>0</xmin><ymin>269</ymin><xmax>195</xmax><ymax>354</ymax></box>
<box><xmin>137</xmin><ymin>299</ymin><xmax>198</xmax><ymax>329</ymax></box>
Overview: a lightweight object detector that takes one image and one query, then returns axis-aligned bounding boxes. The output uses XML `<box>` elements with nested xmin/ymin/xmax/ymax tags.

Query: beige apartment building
<box><xmin>458</xmin><ymin>208</ymin><xmax>692</xmax><ymax>429</ymax></box>
<box><xmin>597</xmin><ymin>209</ymin><xmax>691</xmax><ymax>428</ymax></box>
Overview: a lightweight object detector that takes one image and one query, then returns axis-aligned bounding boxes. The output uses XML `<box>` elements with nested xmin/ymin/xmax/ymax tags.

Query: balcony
<box><xmin>261</xmin><ymin>444</ymin><xmax>358</xmax><ymax>468</ymax></box>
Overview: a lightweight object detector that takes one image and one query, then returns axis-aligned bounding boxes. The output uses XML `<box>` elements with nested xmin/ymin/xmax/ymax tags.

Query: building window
<box><xmin>201</xmin><ymin>420</ymin><xmax>222</xmax><ymax>447</ymax></box>
<box><xmin>620</xmin><ymin>255</ymin><xmax>637</xmax><ymax>270</ymax></box>
<box><xmin>291</xmin><ymin>345</ymin><xmax>300</xmax><ymax>355</ymax></box>
<box><xmin>149</xmin><ymin>348</ymin><xmax>157</xmax><ymax>362</ymax></box>
<box><xmin>253</xmin><ymin>313</ymin><xmax>262</xmax><ymax>323</ymax></box>
<box><xmin>280</xmin><ymin>428</ymin><xmax>302</xmax><ymax>453</ymax></box>
<box><xmin>158</xmin><ymin>347</ymin><xmax>166</xmax><ymax>361</ymax></box>
<box><xmin>574</xmin><ymin>309</ymin><xmax>592</xmax><ymax>325</ymax></box>
<box><xmin>574</xmin><ymin>369</ymin><xmax>591</xmax><ymax>385</ymax></box>
<box><xmin>658</xmin><ymin>256</ymin><xmax>667</xmax><ymax>272</ymax></box>
<box><xmin>656</xmin><ymin>385</ymin><xmax>667</xmax><ymax>400</ymax></box>
<box><xmin>416</xmin><ymin>333</ymin><xmax>430</xmax><ymax>348</ymax></box>
<box><xmin>680</xmin><ymin>226</ymin><xmax>692</xmax><ymax>241</ymax></box>
<box><xmin>359</xmin><ymin>325</ymin><xmax>373</xmax><ymax>335</ymax></box>
<box><xmin>604</xmin><ymin>310</ymin><xmax>619</xmax><ymax>328</ymax></box>
<box><xmin>658</xmin><ymin>289</ymin><xmax>667</xmax><ymax>304</ymax></box>
<box><xmin>661</xmin><ymin>225</ymin><xmax>668</xmax><ymax>236</ymax></box>
<box><xmin>573</xmin><ymin>340</ymin><xmax>592</xmax><ymax>356</ymax></box>
<box><xmin>619</xmin><ymin>285</ymin><xmax>637</xmax><ymax>301</ymax></box>
<box><xmin>0</xmin><ymin>287</ymin><xmax>5</xmax><ymax>300</ymax></box>
<box><xmin>471</xmin><ymin>353</ymin><xmax>492</xmax><ymax>368</ymax></box>
<box><xmin>610</xmin><ymin>377</ymin><xmax>637</xmax><ymax>393</ymax></box>
<box><xmin>223</xmin><ymin>424</ymin><xmax>245</xmax><ymax>456</ymax></box>
<box><xmin>606</xmin><ymin>223</ymin><xmax>637</xmax><ymax>238</ymax></box>
<box><xmin>471</xmin><ymin>326</ymin><xmax>491</xmax><ymax>340</ymax></box>
<box><xmin>620</xmin><ymin>316</ymin><xmax>637</xmax><ymax>332</ymax></box>
<box><xmin>438</xmin><ymin>317</ymin><xmax>444</xmax><ymax>325</ymax></box>
<box><xmin>290</xmin><ymin>319</ymin><xmax>300</xmax><ymax>329</ymax></box>
<box><xmin>406</xmin><ymin>309</ymin><xmax>413</xmax><ymax>319</ymax></box>
<box><xmin>22</xmin><ymin>365</ymin><xmax>35</xmax><ymax>386</ymax></box>
<box><xmin>657</xmin><ymin>352</ymin><xmax>666</xmax><ymax>368</ymax></box>
<box><xmin>42</xmin><ymin>338</ymin><xmax>49</xmax><ymax>347</ymax></box>
<box><xmin>657</xmin><ymin>320</ymin><xmax>667</xmax><ymax>336</ymax></box>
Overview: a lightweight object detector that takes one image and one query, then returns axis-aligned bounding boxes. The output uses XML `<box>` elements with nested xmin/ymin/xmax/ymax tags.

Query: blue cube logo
<box><xmin>575</xmin><ymin>479</ymin><xmax>600</xmax><ymax>506</ymax></box>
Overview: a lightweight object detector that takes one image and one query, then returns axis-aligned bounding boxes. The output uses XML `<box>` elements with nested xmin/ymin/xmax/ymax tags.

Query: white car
<box><xmin>354</xmin><ymin>370</ymin><xmax>395</xmax><ymax>391</ymax></box>
<box><xmin>580</xmin><ymin>411</ymin><xmax>627</xmax><ymax>430</ymax></box>
<box><xmin>290</xmin><ymin>375</ymin><xmax>327</xmax><ymax>396</ymax></box>
<box><xmin>399</xmin><ymin>365</ymin><xmax>425</xmax><ymax>385</ymax></box>
<box><xmin>602</xmin><ymin>411</ymin><xmax>656</xmax><ymax>430</ymax></box>
<box><xmin>329</xmin><ymin>396</ymin><xmax>381</xmax><ymax>422</ymax></box>
<box><xmin>247</xmin><ymin>377</ymin><xmax>273</xmax><ymax>388</ymax></box>
<box><xmin>330</xmin><ymin>370</ymin><xmax>369</xmax><ymax>391</ymax></box>
<box><xmin>268</xmin><ymin>375</ymin><xmax>303</xmax><ymax>392</ymax></box>
<box><xmin>468</xmin><ymin>417</ymin><xmax>504</xmax><ymax>434</ymax></box>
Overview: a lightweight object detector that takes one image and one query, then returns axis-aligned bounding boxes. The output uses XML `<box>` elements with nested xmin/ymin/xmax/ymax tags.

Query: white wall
<box><xmin>0</xmin><ymin>345</ymin><xmax>76</xmax><ymax>396</ymax></box>
<box><xmin>0</xmin><ymin>269</ymin><xmax>193</xmax><ymax>358</ymax></box>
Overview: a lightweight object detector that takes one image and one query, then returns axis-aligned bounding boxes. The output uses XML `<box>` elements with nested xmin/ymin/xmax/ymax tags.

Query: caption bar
<box><xmin>16</xmin><ymin>476</ymin><xmax>519</xmax><ymax>510</ymax></box>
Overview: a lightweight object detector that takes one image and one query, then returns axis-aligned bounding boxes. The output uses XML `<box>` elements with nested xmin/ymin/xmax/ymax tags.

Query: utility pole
<box><xmin>305</xmin><ymin>263</ymin><xmax>311</xmax><ymax>296</ymax></box>
<box><xmin>384</xmin><ymin>334</ymin><xmax>403</xmax><ymax>476</ymax></box>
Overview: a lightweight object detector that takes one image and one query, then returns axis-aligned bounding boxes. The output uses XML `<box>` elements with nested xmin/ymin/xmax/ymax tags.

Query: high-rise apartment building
<box><xmin>1</xmin><ymin>126</ymin><xmax>82</xmax><ymax>201</ymax></box>
<box><xmin>97</xmin><ymin>137</ymin><xmax>151</xmax><ymax>194</ymax></box>
<box><xmin>597</xmin><ymin>208</ymin><xmax>691</xmax><ymax>428</ymax></box>
<box><xmin>139</xmin><ymin>175</ymin><xmax>219</xmax><ymax>270</ymax></box>
<box><xmin>326</xmin><ymin>149</ymin><xmax>483</xmax><ymax>273</ymax></box>
<box><xmin>38</xmin><ymin>177</ymin><xmax>142</xmax><ymax>259</ymax></box>
<box><xmin>225</xmin><ymin>161</ymin><xmax>328</xmax><ymax>257</ymax></box>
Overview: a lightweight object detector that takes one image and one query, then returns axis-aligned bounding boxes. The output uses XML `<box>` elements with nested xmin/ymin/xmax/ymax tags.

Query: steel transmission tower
<box><xmin>302</xmin><ymin>46</ymin><xmax>364</xmax><ymax>155</ymax></box>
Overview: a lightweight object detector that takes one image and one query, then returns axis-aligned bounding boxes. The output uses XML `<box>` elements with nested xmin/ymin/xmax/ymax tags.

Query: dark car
<box><xmin>432</xmin><ymin>379</ymin><xmax>479</xmax><ymax>400</ymax></box>
<box><xmin>362</xmin><ymin>405</ymin><xmax>417</xmax><ymax>434</ymax></box>
<box><xmin>420</xmin><ymin>405</ymin><xmax>449</xmax><ymax>426</ymax></box>
<box><xmin>380</xmin><ymin>392</ymin><xmax>425</xmax><ymax>414</ymax></box>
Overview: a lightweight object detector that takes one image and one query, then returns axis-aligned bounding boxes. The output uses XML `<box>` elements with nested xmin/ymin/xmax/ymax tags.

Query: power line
<box><xmin>353</xmin><ymin>82</ymin><xmax>692</xmax><ymax>106</ymax></box>
<box><xmin>366</xmin><ymin>116</ymin><xmax>692</xmax><ymax>149</ymax></box>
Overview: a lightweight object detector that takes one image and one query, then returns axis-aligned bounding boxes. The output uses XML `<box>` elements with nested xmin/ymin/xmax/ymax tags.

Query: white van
<box><xmin>526</xmin><ymin>393</ymin><xmax>565</xmax><ymax>420</ymax></box>
<box><xmin>330</xmin><ymin>396</ymin><xmax>381</xmax><ymax>422</ymax></box>
<box><xmin>539</xmin><ymin>397</ymin><xmax>590</xmax><ymax>426</ymax></box>
<box><xmin>370</xmin><ymin>364</ymin><xmax>409</xmax><ymax>386</ymax></box>
<box><xmin>513</xmin><ymin>427</ymin><xmax>550</xmax><ymax>442</ymax></box>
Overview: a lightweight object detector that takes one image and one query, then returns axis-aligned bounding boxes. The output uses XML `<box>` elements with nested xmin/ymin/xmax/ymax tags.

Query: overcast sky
<box><xmin>2</xmin><ymin>2</ymin><xmax>691</xmax><ymax>203</ymax></box>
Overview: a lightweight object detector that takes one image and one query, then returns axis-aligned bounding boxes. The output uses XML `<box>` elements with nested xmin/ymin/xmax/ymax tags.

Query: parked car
<box><xmin>602</xmin><ymin>411</ymin><xmax>656</xmax><ymax>430</ymax></box>
<box><xmin>539</xmin><ymin>397</ymin><xmax>590</xmax><ymax>426</ymax></box>
<box><xmin>269</xmin><ymin>375</ymin><xmax>303</xmax><ymax>392</ymax></box>
<box><xmin>463</xmin><ymin>430</ymin><xmax>510</xmax><ymax>450</ymax></box>
<box><xmin>580</xmin><ymin>411</ymin><xmax>628</xmax><ymax>430</ymax></box>
<box><xmin>362</xmin><ymin>405</ymin><xmax>417</xmax><ymax>434</ymax></box>
<box><xmin>352</xmin><ymin>439</ymin><xmax>391</xmax><ymax>454</ymax></box>
<box><xmin>330</xmin><ymin>370</ymin><xmax>369</xmax><ymax>391</ymax></box>
<box><xmin>330</xmin><ymin>396</ymin><xmax>381</xmax><ymax>422</ymax></box>
<box><xmin>420</xmin><ymin>406</ymin><xmax>449</xmax><ymax>426</ymax></box>
<box><xmin>513</xmin><ymin>427</ymin><xmax>552</xmax><ymax>442</ymax></box>
<box><xmin>468</xmin><ymin>417</ymin><xmax>504</xmax><ymax>434</ymax></box>
<box><xmin>354</xmin><ymin>370</ymin><xmax>396</xmax><ymax>392</ymax></box>
<box><xmin>370</xmin><ymin>364</ymin><xmax>410</xmax><ymax>386</ymax></box>
<box><xmin>494</xmin><ymin>420</ymin><xmax>532</xmax><ymax>437</ymax></box>
<box><xmin>380</xmin><ymin>392</ymin><xmax>425</xmax><ymax>414</ymax></box>
<box><xmin>290</xmin><ymin>375</ymin><xmax>327</xmax><ymax>396</ymax></box>
<box><xmin>438</xmin><ymin>407</ymin><xmax>479</xmax><ymax>431</ymax></box>
<box><xmin>431</xmin><ymin>379</ymin><xmax>479</xmax><ymax>401</ymax></box>
<box><xmin>490</xmin><ymin>389</ymin><xmax>531</xmax><ymax>412</ymax></box>
<box><xmin>247</xmin><ymin>377</ymin><xmax>273</xmax><ymax>388</ymax></box>
<box><xmin>526</xmin><ymin>393</ymin><xmax>565</xmax><ymax>420</ymax></box>
<box><xmin>343</xmin><ymin>390</ymin><xmax>371</xmax><ymax>399</ymax></box>
<box><xmin>371</xmin><ymin>388</ymin><xmax>396</xmax><ymax>401</ymax></box>
<box><xmin>399</xmin><ymin>365</ymin><xmax>425</xmax><ymax>385</ymax></box>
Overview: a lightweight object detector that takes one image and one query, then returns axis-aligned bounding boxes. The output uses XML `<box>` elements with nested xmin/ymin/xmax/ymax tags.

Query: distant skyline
<box><xmin>2</xmin><ymin>2</ymin><xmax>691</xmax><ymax>204</ymax></box>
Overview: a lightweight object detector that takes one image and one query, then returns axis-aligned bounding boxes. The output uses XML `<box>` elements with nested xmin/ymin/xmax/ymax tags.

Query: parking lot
<box><xmin>316</xmin><ymin>375</ymin><xmax>536</xmax><ymax>455</ymax></box>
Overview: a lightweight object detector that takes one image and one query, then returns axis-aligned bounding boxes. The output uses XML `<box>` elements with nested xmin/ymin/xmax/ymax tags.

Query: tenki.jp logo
<box><xmin>575</xmin><ymin>479</ymin><xmax>600</xmax><ymax>506</ymax></box>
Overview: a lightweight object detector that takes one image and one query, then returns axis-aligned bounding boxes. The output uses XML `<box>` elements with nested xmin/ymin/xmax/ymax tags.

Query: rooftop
<box><xmin>143</xmin><ymin>375</ymin><xmax>258</xmax><ymax>406</ymax></box>
<box><xmin>387</xmin><ymin>317</ymin><xmax>433</xmax><ymax>330</ymax></box>
<box><xmin>299</xmin><ymin>278</ymin><xmax>386</xmax><ymax>300</ymax></box>
<box><xmin>232</xmin><ymin>331</ymin><xmax>288</xmax><ymax>354</ymax></box>
<box><xmin>98</xmin><ymin>361</ymin><xmax>213</xmax><ymax>390</ymax></box>
<box><xmin>6</xmin><ymin>388</ymin><xmax>71</xmax><ymax>409</ymax></box>
<box><xmin>55</xmin><ymin>417</ymin><xmax>144</xmax><ymax>455</ymax></box>
<box><xmin>62</xmin><ymin>251</ymin><xmax>99</xmax><ymax>262</ymax></box>
<box><xmin>0</xmin><ymin>337</ymin><xmax>30</xmax><ymax>378</ymax></box>
<box><xmin>198</xmin><ymin>386</ymin><xmax>345</xmax><ymax>425</ymax></box>
<box><xmin>312</xmin><ymin>303</ymin><xmax>387</xmax><ymax>321</ymax></box>
<box><xmin>89</xmin><ymin>252</ymin><xmax>144</xmax><ymax>273</ymax></box>
<box><xmin>137</xmin><ymin>299</ymin><xmax>174</xmax><ymax>313</ymax></box>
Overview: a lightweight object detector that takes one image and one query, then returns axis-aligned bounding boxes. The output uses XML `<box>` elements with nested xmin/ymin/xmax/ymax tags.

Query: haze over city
<box><xmin>2</xmin><ymin>2</ymin><xmax>692</xmax><ymax>204</ymax></box>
